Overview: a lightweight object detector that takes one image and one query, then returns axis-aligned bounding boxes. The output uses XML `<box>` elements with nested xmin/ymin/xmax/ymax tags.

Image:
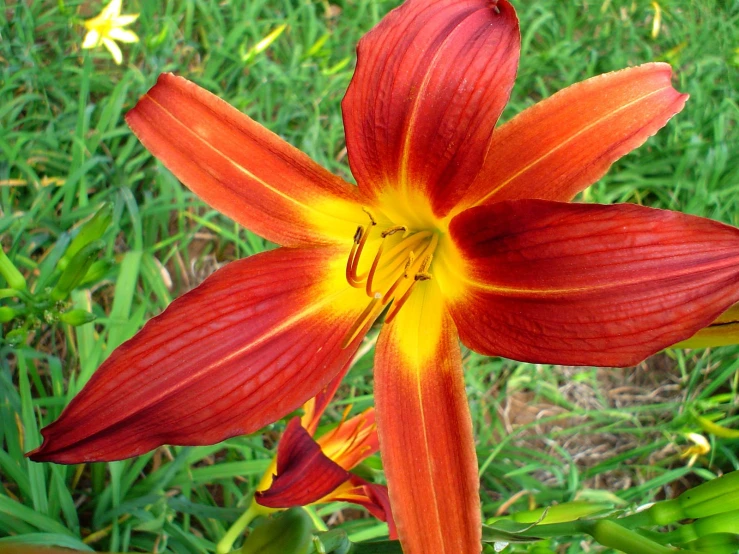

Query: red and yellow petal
<box><xmin>454</xmin><ymin>63</ymin><xmax>688</xmax><ymax>212</ymax></box>
<box><xmin>329</xmin><ymin>477</ymin><xmax>398</xmax><ymax>540</ymax></box>
<box><xmin>673</xmin><ymin>302</ymin><xmax>739</xmax><ymax>349</ymax></box>
<box><xmin>126</xmin><ymin>73</ymin><xmax>366</xmax><ymax>247</ymax></box>
<box><xmin>442</xmin><ymin>200</ymin><xmax>739</xmax><ymax>367</ymax></box>
<box><xmin>256</xmin><ymin>418</ymin><xmax>350</xmax><ymax>508</ymax></box>
<box><xmin>256</xmin><ymin>419</ymin><xmax>395</xmax><ymax>535</ymax></box>
<box><xmin>29</xmin><ymin>247</ymin><xmax>371</xmax><ymax>463</ymax></box>
<box><xmin>300</xmin><ymin>360</ymin><xmax>351</xmax><ymax>436</ymax></box>
<box><xmin>342</xmin><ymin>0</ymin><xmax>520</xmax><ymax>219</ymax></box>
<box><xmin>374</xmin><ymin>283</ymin><xmax>480</xmax><ymax>554</ymax></box>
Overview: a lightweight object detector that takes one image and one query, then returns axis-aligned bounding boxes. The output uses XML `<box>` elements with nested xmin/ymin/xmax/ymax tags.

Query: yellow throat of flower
<box><xmin>341</xmin><ymin>207</ymin><xmax>441</xmax><ymax>347</ymax></box>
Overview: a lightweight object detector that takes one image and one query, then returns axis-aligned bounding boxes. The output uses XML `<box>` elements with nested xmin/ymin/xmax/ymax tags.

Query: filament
<box><xmin>341</xmin><ymin>213</ymin><xmax>439</xmax><ymax>347</ymax></box>
<box><xmin>341</xmin><ymin>296</ymin><xmax>383</xmax><ymax>348</ymax></box>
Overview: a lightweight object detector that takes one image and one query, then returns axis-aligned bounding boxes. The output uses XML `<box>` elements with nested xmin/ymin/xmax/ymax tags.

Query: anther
<box><xmin>403</xmin><ymin>252</ymin><xmax>416</xmax><ymax>278</ymax></box>
<box><xmin>361</xmin><ymin>207</ymin><xmax>377</xmax><ymax>226</ymax></box>
<box><xmin>346</xmin><ymin>226</ymin><xmax>365</xmax><ymax>286</ymax></box>
<box><xmin>348</xmin><ymin>222</ymin><xmax>373</xmax><ymax>284</ymax></box>
<box><xmin>381</xmin><ymin>225</ymin><xmax>407</xmax><ymax>238</ymax></box>
<box><xmin>418</xmin><ymin>253</ymin><xmax>433</xmax><ymax>274</ymax></box>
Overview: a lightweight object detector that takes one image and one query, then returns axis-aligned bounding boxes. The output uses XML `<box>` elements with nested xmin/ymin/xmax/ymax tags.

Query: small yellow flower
<box><xmin>82</xmin><ymin>0</ymin><xmax>139</xmax><ymax>65</ymax></box>
<box><xmin>680</xmin><ymin>432</ymin><xmax>711</xmax><ymax>467</ymax></box>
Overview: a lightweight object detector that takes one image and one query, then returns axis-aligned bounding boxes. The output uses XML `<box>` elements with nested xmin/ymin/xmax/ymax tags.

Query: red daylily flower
<box><xmin>254</xmin><ymin>414</ymin><xmax>395</xmax><ymax>535</ymax></box>
<box><xmin>29</xmin><ymin>0</ymin><xmax>739</xmax><ymax>552</ymax></box>
<box><xmin>241</xmin><ymin>373</ymin><xmax>396</xmax><ymax>539</ymax></box>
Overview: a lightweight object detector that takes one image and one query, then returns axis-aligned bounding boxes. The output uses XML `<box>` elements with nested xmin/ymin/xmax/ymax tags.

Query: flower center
<box><xmin>342</xmin><ymin>209</ymin><xmax>438</xmax><ymax>347</ymax></box>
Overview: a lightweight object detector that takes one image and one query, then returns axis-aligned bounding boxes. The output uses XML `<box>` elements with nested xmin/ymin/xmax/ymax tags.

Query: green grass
<box><xmin>2</xmin><ymin>0</ymin><xmax>739</xmax><ymax>552</ymax></box>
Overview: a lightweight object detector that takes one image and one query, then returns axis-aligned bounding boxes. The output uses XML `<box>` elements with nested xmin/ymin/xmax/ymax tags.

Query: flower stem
<box><xmin>217</xmin><ymin>502</ymin><xmax>264</xmax><ymax>554</ymax></box>
<box><xmin>584</xmin><ymin>519</ymin><xmax>698</xmax><ymax>554</ymax></box>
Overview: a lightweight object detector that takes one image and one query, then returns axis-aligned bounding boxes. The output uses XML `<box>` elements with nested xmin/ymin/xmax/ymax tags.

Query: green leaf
<box><xmin>241</xmin><ymin>508</ymin><xmax>313</xmax><ymax>554</ymax></box>
<box><xmin>482</xmin><ymin>514</ymin><xmax>547</xmax><ymax>544</ymax></box>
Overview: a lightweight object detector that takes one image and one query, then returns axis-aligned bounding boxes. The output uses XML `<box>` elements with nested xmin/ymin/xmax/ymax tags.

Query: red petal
<box><xmin>342</xmin><ymin>0</ymin><xmax>519</xmax><ymax>217</ymax></box>
<box><xmin>256</xmin><ymin>418</ymin><xmax>350</xmax><ymax>508</ymax></box>
<box><xmin>374</xmin><ymin>284</ymin><xmax>480</xmax><ymax>554</ymax></box>
<box><xmin>29</xmin><ymin>248</ymin><xmax>370</xmax><ymax>463</ymax></box>
<box><xmin>126</xmin><ymin>73</ymin><xmax>366</xmax><ymax>247</ymax></box>
<box><xmin>444</xmin><ymin>200</ymin><xmax>739</xmax><ymax>366</ymax></box>
<box><xmin>455</xmin><ymin>63</ymin><xmax>688</xmax><ymax>211</ymax></box>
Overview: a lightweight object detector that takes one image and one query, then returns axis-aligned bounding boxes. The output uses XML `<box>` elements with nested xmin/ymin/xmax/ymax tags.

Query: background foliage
<box><xmin>1</xmin><ymin>0</ymin><xmax>738</xmax><ymax>551</ymax></box>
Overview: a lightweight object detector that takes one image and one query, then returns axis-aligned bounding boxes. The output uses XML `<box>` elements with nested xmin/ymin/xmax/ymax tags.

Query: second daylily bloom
<box><xmin>253</xmin><ymin>413</ymin><xmax>394</xmax><ymax>533</ymax></box>
<box><xmin>31</xmin><ymin>0</ymin><xmax>739</xmax><ymax>552</ymax></box>
<box><xmin>219</xmin><ymin>379</ymin><xmax>395</xmax><ymax>554</ymax></box>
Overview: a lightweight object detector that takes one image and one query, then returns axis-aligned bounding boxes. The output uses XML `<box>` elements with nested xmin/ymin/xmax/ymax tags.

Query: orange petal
<box><xmin>443</xmin><ymin>200</ymin><xmax>739</xmax><ymax>366</ymax></box>
<box><xmin>29</xmin><ymin>247</ymin><xmax>370</xmax><ymax>463</ymax></box>
<box><xmin>316</xmin><ymin>407</ymin><xmax>378</xmax><ymax>470</ymax></box>
<box><xmin>342</xmin><ymin>0</ymin><xmax>519</xmax><ymax>217</ymax></box>
<box><xmin>673</xmin><ymin>302</ymin><xmax>739</xmax><ymax>348</ymax></box>
<box><xmin>455</xmin><ymin>63</ymin><xmax>688</xmax><ymax>211</ymax></box>
<box><xmin>126</xmin><ymin>73</ymin><xmax>366</xmax><ymax>247</ymax></box>
<box><xmin>374</xmin><ymin>283</ymin><xmax>480</xmax><ymax>553</ymax></box>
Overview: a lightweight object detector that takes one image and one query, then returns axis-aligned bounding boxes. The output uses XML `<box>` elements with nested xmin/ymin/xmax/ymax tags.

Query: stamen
<box><xmin>381</xmin><ymin>225</ymin><xmax>407</xmax><ymax>238</ymax></box>
<box><xmin>365</xmin><ymin>241</ymin><xmax>385</xmax><ymax>297</ymax></box>
<box><xmin>341</xmin><ymin>295</ymin><xmax>385</xmax><ymax>348</ymax></box>
<box><xmin>370</xmin><ymin>232</ymin><xmax>431</xmax><ymax>285</ymax></box>
<box><xmin>417</xmin><ymin>252</ymin><xmax>434</xmax><ymax>275</ymax></box>
<box><xmin>404</xmin><ymin>252</ymin><xmax>416</xmax><ymax>278</ymax></box>
<box><xmin>417</xmin><ymin>234</ymin><xmax>439</xmax><ymax>273</ymax></box>
<box><xmin>346</xmin><ymin>209</ymin><xmax>380</xmax><ymax>285</ymax></box>
<box><xmin>366</xmin><ymin>226</ymin><xmax>408</xmax><ymax>296</ymax></box>
<box><xmin>384</xmin><ymin>236</ymin><xmax>438</xmax><ymax>323</ymax></box>
<box><xmin>342</xmin><ymin>218</ymin><xmax>440</xmax><ymax>345</ymax></box>
<box><xmin>382</xmin><ymin>231</ymin><xmax>431</xmax><ymax>262</ymax></box>
<box><xmin>345</xmin><ymin>226</ymin><xmax>364</xmax><ymax>287</ymax></box>
<box><xmin>361</xmin><ymin>207</ymin><xmax>377</xmax><ymax>226</ymax></box>
<box><xmin>349</xmin><ymin>222</ymin><xmax>373</xmax><ymax>283</ymax></box>
<box><xmin>381</xmin><ymin>252</ymin><xmax>414</xmax><ymax>304</ymax></box>
<box><xmin>385</xmin><ymin>280</ymin><xmax>419</xmax><ymax>324</ymax></box>
<box><xmin>384</xmin><ymin>269</ymin><xmax>434</xmax><ymax>324</ymax></box>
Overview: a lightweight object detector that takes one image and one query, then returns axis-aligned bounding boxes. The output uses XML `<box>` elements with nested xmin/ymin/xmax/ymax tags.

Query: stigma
<box><xmin>341</xmin><ymin>209</ymin><xmax>438</xmax><ymax>347</ymax></box>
